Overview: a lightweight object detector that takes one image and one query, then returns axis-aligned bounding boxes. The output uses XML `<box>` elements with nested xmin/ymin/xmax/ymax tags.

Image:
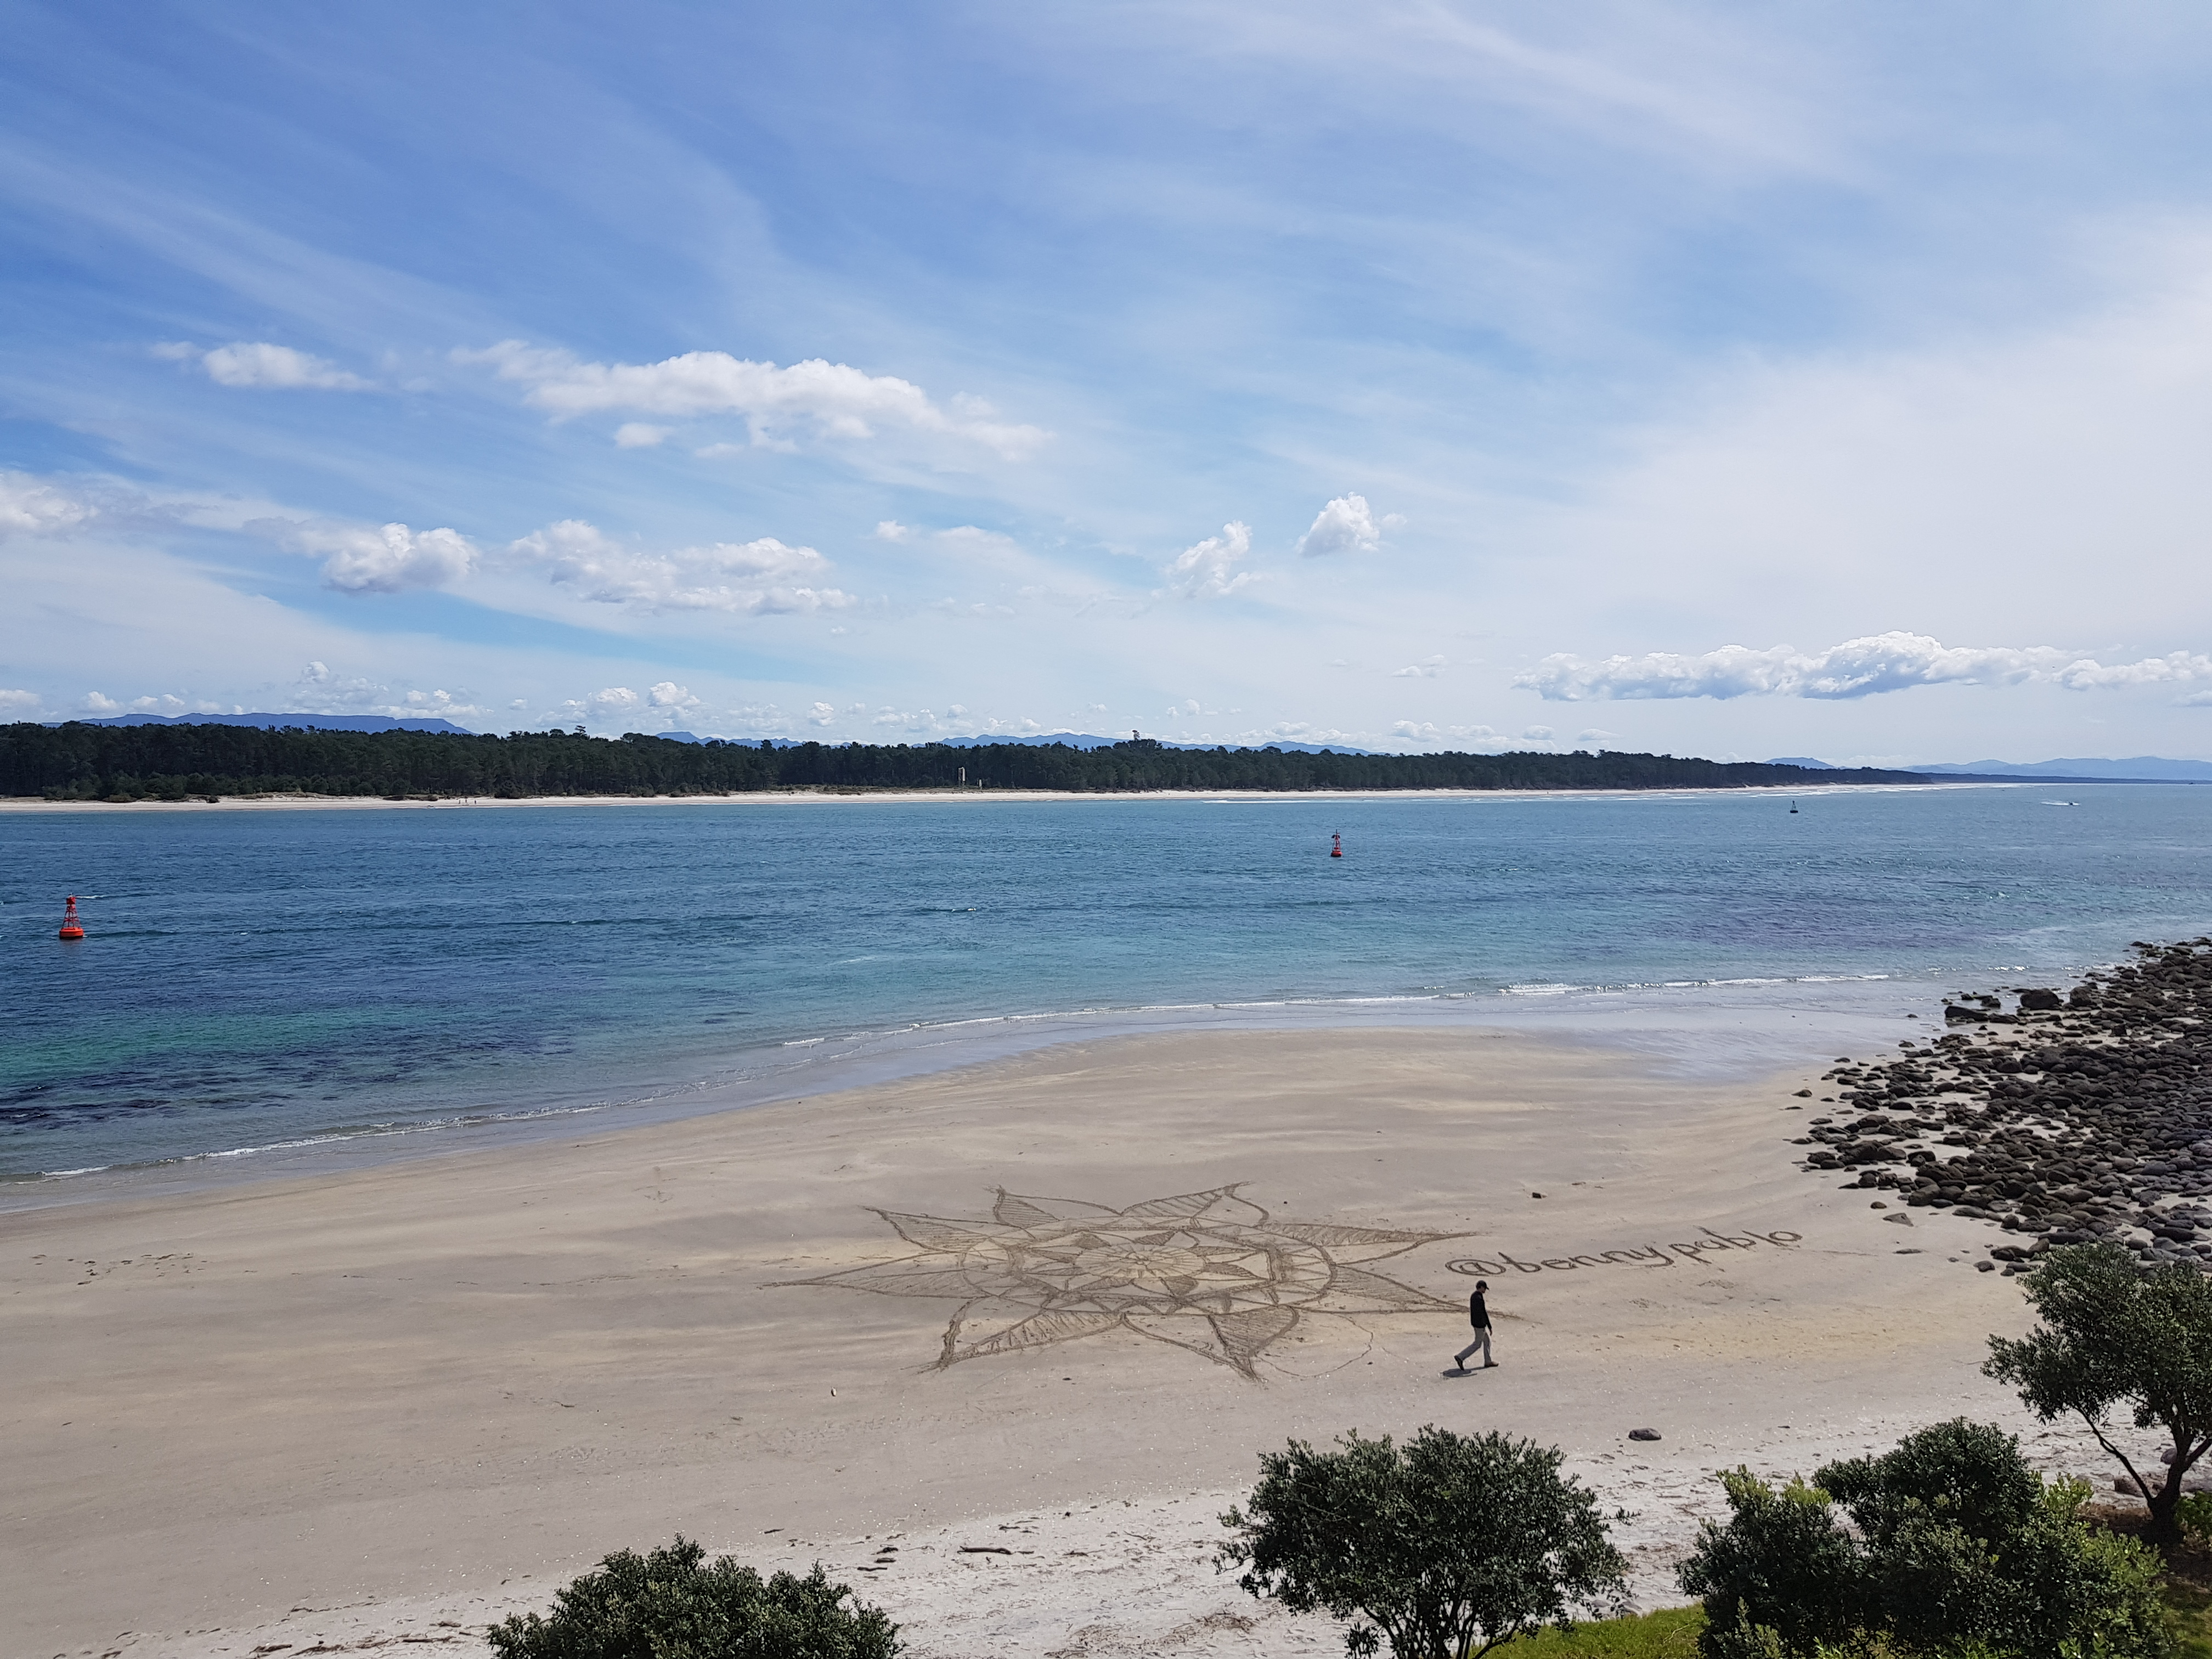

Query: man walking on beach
<box><xmin>1453</xmin><ymin>1280</ymin><xmax>1496</xmax><ymax>1371</ymax></box>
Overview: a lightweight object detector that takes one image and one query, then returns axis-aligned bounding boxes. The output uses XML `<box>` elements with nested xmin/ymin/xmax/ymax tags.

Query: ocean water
<box><xmin>3</xmin><ymin>783</ymin><xmax>2209</xmax><ymax>1191</ymax></box>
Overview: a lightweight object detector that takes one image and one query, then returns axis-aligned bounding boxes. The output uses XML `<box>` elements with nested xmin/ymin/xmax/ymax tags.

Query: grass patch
<box><xmin>2170</xmin><ymin>1580</ymin><xmax>2212</xmax><ymax>1659</ymax></box>
<box><xmin>1515</xmin><ymin>1605</ymin><xmax>1704</xmax><ymax>1656</ymax></box>
<box><xmin>1515</xmin><ymin>1586</ymin><xmax>2212</xmax><ymax>1655</ymax></box>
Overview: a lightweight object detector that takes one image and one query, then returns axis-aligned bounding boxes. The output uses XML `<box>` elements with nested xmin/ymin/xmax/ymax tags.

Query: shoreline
<box><xmin>0</xmin><ymin>779</ymin><xmax>2018</xmax><ymax>812</ymax></box>
<box><xmin>2</xmin><ymin>971</ymin><xmax>1958</xmax><ymax>1213</ymax></box>
<box><xmin>1</xmin><ymin>1018</ymin><xmax>2142</xmax><ymax>1657</ymax></box>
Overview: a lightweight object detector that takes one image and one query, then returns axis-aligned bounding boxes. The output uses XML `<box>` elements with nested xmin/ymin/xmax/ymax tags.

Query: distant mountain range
<box><xmin>54</xmin><ymin>711</ymin><xmax>476</xmax><ymax>735</ymax></box>
<box><xmin>1770</xmin><ymin>755</ymin><xmax>2212</xmax><ymax>782</ymax></box>
<box><xmin>662</xmin><ymin>730</ymin><xmax>1380</xmax><ymax>755</ymax></box>
<box><xmin>41</xmin><ymin>713</ymin><xmax>1364</xmax><ymax>753</ymax></box>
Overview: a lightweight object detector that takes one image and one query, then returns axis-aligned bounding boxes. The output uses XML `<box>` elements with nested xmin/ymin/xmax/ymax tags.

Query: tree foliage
<box><xmin>1673</xmin><ymin>1471</ymin><xmax>1861</xmax><ymax>1657</ymax></box>
<box><xmin>0</xmin><ymin>721</ymin><xmax>1924</xmax><ymax>801</ymax></box>
<box><xmin>1221</xmin><ymin>1425</ymin><xmax>1629</xmax><ymax>1659</ymax></box>
<box><xmin>1677</xmin><ymin>1420</ymin><xmax>2172</xmax><ymax>1658</ymax></box>
<box><xmin>484</xmin><ymin>1538</ymin><xmax>899</xmax><ymax>1659</ymax></box>
<box><xmin>1986</xmin><ymin>1240</ymin><xmax>2212</xmax><ymax>1548</ymax></box>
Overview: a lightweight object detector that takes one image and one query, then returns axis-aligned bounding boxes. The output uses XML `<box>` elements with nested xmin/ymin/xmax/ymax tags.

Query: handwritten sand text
<box><xmin>1445</xmin><ymin>1226</ymin><xmax>1802</xmax><ymax>1277</ymax></box>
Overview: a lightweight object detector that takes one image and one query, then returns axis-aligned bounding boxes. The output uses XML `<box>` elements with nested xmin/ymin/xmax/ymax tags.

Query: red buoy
<box><xmin>1330</xmin><ymin>832</ymin><xmax>1344</xmax><ymax>859</ymax></box>
<box><xmin>58</xmin><ymin>895</ymin><xmax>84</xmax><ymax>940</ymax></box>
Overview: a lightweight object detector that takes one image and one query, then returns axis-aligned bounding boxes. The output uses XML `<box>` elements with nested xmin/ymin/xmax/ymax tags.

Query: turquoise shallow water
<box><xmin>2</xmin><ymin>783</ymin><xmax>2208</xmax><ymax>1184</ymax></box>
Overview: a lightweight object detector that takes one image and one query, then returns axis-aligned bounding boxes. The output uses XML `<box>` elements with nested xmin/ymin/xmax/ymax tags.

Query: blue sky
<box><xmin>5</xmin><ymin>3</ymin><xmax>2212</xmax><ymax>762</ymax></box>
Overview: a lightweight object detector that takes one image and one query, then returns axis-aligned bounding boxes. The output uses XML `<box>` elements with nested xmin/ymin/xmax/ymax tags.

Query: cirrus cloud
<box><xmin>1517</xmin><ymin>631</ymin><xmax>2212</xmax><ymax>702</ymax></box>
<box><xmin>456</xmin><ymin>341</ymin><xmax>1048</xmax><ymax>460</ymax></box>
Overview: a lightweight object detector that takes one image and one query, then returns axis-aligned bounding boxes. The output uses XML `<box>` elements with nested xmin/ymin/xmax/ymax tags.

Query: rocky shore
<box><xmin>1795</xmin><ymin>937</ymin><xmax>2212</xmax><ymax>1272</ymax></box>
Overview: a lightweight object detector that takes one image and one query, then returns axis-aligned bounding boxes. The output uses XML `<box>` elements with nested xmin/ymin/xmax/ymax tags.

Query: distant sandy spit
<box><xmin>0</xmin><ymin>781</ymin><xmax>1979</xmax><ymax>813</ymax></box>
<box><xmin>2</xmin><ymin>1026</ymin><xmax>2124</xmax><ymax>1658</ymax></box>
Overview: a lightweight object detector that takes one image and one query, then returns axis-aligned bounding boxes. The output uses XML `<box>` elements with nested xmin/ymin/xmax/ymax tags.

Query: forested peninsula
<box><xmin>2</xmin><ymin>721</ymin><xmax>1928</xmax><ymax>800</ymax></box>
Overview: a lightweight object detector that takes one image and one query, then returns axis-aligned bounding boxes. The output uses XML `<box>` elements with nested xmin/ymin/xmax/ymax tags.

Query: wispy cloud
<box><xmin>157</xmin><ymin>341</ymin><xmax>369</xmax><ymax>390</ymax></box>
<box><xmin>1517</xmin><ymin>632</ymin><xmax>2212</xmax><ymax>702</ymax></box>
<box><xmin>506</xmin><ymin>518</ymin><xmax>853</xmax><ymax>615</ymax></box>
<box><xmin>456</xmin><ymin>342</ymin><xmax>1048</xmax><ymax>460</ymax></box>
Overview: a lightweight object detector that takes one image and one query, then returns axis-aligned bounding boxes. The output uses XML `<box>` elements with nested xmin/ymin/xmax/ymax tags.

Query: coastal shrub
<box><xmin>1677</xmin><ymin>1420</ymin><xmax>2172</xmax><ymax>1657</ymax></box>
<box><xmin>1987</xmin><ymin>1240</ymin><xmax>2212</xmax><ymax>1549</ymax></box>
<box><xmin>1221</xmin><ymin>1425</ymin><xmax>1629</xmax><ymax>1658</ymax></box>
<box><xmin>1674</xmin><ymin>1472</ymin><xmax>1862</xmax><ymax>1657</ymax></box>
<box><xmin>2181</xmin><ymin>1492</ymin><xmax>2212</xmax><ymax>1549</ymax></box>
<box><xmin>484</xmin><ymin>1538</ymin><xmax>899</xmax><ymax>1659</ymax></box>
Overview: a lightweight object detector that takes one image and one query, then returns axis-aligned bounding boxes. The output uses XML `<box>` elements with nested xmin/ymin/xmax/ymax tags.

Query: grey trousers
<box><xmin>1455</xmin><ymin>1326</ymin><xmax>1493</xmax><ymax>1366</ymax></box>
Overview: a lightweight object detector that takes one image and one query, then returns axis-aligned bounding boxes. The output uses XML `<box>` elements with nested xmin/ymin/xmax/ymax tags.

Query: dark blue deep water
<box><xmin>2</xmin><ymin>785</ymin><xmax>2208</xmax><ymax>1181</ymax></box>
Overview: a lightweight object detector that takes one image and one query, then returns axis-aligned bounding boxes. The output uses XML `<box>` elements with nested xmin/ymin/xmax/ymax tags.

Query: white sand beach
<box><xmin>0</xmin><ymin>781</ymin><xmax>1966</xmax><ymax>815</ymax></box>
<box><xmin>2</xmin><ymin>1025</ymin><xmax>2136</xmax><ymax>1657</ymax></box>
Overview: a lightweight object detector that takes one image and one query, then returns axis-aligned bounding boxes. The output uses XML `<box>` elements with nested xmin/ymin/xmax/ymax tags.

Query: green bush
<box><xmin>1987</xmin><ymin>1242</ymin><xmax>2212</xmax><ymax>1550</ymax></box>
<box><xmin>485</xmin><ymin>1537</ymin><xmax>899</xmax><ymax>1659</ymax></box>
<box><xmin>1222</xmin><ymin>1425</ymin><xmax>1628</xmax><ymax>1658</ymax></box>
<box><xmin>1674</xmin><ymin>1472</ymin><xmax>1862</xmax><ymax>1656</ymax></box>
<box><xmin>1677</xmin><ymin>1420</ymin><xmax>2172</xmax><ymax>1657</ymax></box>
<box><xmin>2179</xmin><ymin>1492</ymin><xmax>2212</xmax><ymax>1550</ymax></box>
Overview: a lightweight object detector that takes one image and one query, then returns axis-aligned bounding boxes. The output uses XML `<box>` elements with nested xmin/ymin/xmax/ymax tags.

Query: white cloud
<box><xmin>1295</xmin><ymin>494</ymin><xmax>1401</xmax><ymax>558</ymax></box>
<box><xmin>872</xmin><ymin>705</ymin><xmax>967</xmax><ymax>734</ymax></box>
<box><xmin>1390</xmin><ymin>721</ymin><xmax>1500</xmax><ymax>744</ymax></box>
<box><xmin>1392</xmin><ymin>655</ymin><xmax>1446</xmax><ymax>678</ymax></box>
<box><xmin>1521</xmin><ymin>725</ymin><xmax>1555</xmax><ymax>740</ymax></box>
<box><xmin>401</xmin><ymin>689</ymin><xmax>485</xmax><ymax>719</ymax></box>
<box><xmin>188</xmin><ymin>342</ymin><xmax>369</xmax><ymax>391</ymax></box>
<box><xmin>80</xmin><ymin>692</ymin><xmax>122</xmax><ymax>713</ymax></box>
<box><xmin>301</xmin><ymin>661</ymin><xmax>331</xmax><ymax>684</ymax></box>
<box><xmin>0</xmin><ymin>472</ymin><xmax>98</xmax><ymax>539</ymax></box>
<box><xmin>613</xmin><ymin>422</ymin><xmax>670</xmax><ymax>449</ymax></box>
<box><xmin>1575</xmin><ymin>728</ymin><xmax>1620</xmax><ymax>743</ymax></box>
<box><xmin>282</xmin><ymin>521</ymin><xmax>478</xmax><ymax>592</ymax></box>
<box><xmin>507</xmin><ymin>518</ymin><xmax>853</xmax><ymax>616</ymax></box>
<box><xmin>1</xmin><ymin>688</ymin><xmax>42</xmax><ymax>715</ymax></box>
<box><xmin>456</xmin><ymin>342</ymin><xmax>1048</xmax><ymax>460</ymax></box>
<box><xmin>1517</xmin><ymin>631</ymin><xmax>2212</xmax><ymax>702</ymax></box>
<box><xmin>1163</xmin><ymin>521</ymin><xmax>1256</xmax><ymax>598</ymax></box>
<box><xmin>647</xmin><ymin>680</ymin><xmax>699</xmax><ymax>711</ymax></box>
<box><xmin>873</xmin><ymin>520</ymin><xmax>912</xmax><ymax>541</ymax></box>
<box><xmin>806</xmin><ymin>702</ymin><xmax>838</xmax><ymax>726</ymax></box>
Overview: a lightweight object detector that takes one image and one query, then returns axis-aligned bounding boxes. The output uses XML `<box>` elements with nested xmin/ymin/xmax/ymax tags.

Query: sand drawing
<box><xmin>773</xmin><ymin>1185</ymin><xmax>1462</xmax><ymax>1378</ymax></box>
